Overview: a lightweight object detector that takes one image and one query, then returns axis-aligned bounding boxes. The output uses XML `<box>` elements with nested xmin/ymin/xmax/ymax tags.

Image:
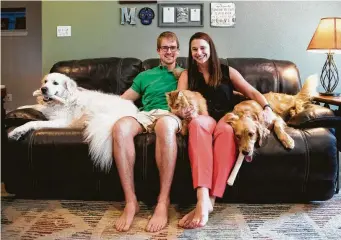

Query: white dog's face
<box><xmin>37</xmin><ymin>73</ymin><xmax>77</xmax><ymax>102</ymax></box>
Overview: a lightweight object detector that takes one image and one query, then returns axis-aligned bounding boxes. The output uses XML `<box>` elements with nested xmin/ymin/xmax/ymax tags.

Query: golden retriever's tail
<box><xmin>295</xmin><ymin>74</ymin><xmax>318</xmax><ymax>104</ymax></box>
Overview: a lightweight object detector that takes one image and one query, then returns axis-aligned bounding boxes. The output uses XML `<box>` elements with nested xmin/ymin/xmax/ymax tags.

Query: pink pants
<box><xmin>188</xmin><ymin>115</ymin><xmax>237</xmax><ymax>198</ymax></box>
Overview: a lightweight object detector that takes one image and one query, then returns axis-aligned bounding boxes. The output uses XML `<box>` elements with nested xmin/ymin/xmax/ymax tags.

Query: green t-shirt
<box><xmin>131</xmin><ymin>65</ymin><xmax>183</xmax><ymax>111</ymax></box>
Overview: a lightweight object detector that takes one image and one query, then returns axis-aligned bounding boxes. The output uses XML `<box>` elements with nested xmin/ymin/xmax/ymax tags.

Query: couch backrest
<box><xmin>50</xmin><ymin>57</ymin><xmax>301</xmax><ymax>95</ymax></box>
<box><xmin>227</xmin><ymin>58</ymin><xmax>301</xmax><ymax>95</ymax></box>
<box><xmin>142</xmin><ymin>57</ymin><xmax>301</xmax><ymax>95</ymax></box>
<box><xmin>50</xmin><ymin>57</ymin><xmax>142</xmax><ymax>95</ymax></box>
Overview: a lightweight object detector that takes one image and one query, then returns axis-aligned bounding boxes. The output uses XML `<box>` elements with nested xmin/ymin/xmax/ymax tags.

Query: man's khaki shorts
<box><xmin>133</xmin><ymin>109</ymin><xmax>182</xmax><ymax>133</ymax></box>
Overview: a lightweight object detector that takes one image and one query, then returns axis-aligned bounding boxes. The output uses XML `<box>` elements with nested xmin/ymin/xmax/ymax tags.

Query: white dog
<box><xmin>8</xmin><ymin>73</ymin><xmax>139</xmax><ymax>171</ymax></box>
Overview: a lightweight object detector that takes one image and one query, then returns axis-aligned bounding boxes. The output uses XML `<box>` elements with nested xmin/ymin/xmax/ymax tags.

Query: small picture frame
<box><xmin>163</xmin><ymin>7</ymin><xmax>175</xmax><ymax>23</ymax></box>
<box><xmin>158</xmin><ymin>3</ymin><xmax>204</xmax><ymax>27</ymax></box>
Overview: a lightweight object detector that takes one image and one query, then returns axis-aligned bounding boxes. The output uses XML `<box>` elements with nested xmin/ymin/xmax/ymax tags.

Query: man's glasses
<box><xmin>160</xmin><ymin>46</ymin><xmax>178</xmax><ymax>52</ymax></box>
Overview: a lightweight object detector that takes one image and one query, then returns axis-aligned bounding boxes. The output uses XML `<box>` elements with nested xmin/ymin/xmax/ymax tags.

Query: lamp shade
<box><xmin>307</xmin><ymin>17</ymin><xmax>341</xmax><ymax>54</ymax></box>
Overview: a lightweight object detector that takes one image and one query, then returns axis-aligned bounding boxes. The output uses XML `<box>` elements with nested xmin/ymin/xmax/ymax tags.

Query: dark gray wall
<box><xmin>2</xmin><ymin>1</ymin><xmax>340</xmax><ymax>110</ymax></box>
<box><xmin>42</xmin><ymin>1</ymin><xmax>341</xmax><ymax>98</ymax></box>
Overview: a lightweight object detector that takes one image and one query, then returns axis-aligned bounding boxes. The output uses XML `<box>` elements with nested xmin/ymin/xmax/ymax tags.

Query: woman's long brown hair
<box><xmin>188</xmin><ymin>32</ymin><xmax>222</xmax><ymax>89</ymax></box>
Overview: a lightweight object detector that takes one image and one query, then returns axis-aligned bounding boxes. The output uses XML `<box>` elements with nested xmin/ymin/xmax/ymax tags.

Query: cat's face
<box><xmin>166</xmin><ymin>90</ymin><xmax>186</xmax><ymax>114</ymax></box>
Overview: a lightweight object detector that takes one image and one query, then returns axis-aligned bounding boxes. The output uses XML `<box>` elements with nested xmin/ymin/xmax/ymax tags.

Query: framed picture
<box><xmin>1</xmin><ymin>7</ymin><xmax>27</xmax><ymax>36</ymax></box>
<box><xmin>210</xmin><ymin>2</ymin><xmax>236</xmax><ymax>27</ymax></box>
<box><xmin>158</xmin><ymin>3</ymin><xmax>204</xmax><ymax>27</ymax></box>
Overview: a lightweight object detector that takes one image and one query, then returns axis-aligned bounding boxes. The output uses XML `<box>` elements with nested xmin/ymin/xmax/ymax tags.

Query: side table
<box><xmin>313</xmin><ymin>94</ymin><xmax>341</xmax><ymax>150</ymax></box>
<box><xmin>313</xmin><ymin>94</ymin><xmax>341</xmax><ymax>115</ymax></box>
<box><xmin>313</xmin><ymin>94</ymin><xmax>341</xmax><ymax>194</ymax></box>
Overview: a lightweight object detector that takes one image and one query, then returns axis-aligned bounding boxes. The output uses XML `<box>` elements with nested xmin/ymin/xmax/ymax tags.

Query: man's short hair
<box><xmin>157</xmin><ymin>31</ymin><xmax>180</xmax><ymax>50</ymax></box>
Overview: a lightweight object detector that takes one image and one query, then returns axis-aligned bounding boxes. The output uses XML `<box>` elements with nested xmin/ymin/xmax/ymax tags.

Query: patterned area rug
<box><xmin>1</xmin><ymin>195</ymin><xmax>341</xmax><ymax>240</ymax></box>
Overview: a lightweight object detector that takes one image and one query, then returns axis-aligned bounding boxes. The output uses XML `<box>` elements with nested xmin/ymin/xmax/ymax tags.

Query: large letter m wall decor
<box><xmin>121</xmin><ymin>7</ymin><xmax>136</xmax><ymax>25</ymax></box>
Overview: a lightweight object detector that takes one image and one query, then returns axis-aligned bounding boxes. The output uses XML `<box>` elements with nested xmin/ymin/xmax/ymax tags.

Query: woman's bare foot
<box><xmin>179</xmin><ymin>188</ymin><xmax>215</xmax><ymax>229</ymax></box>
<box><xmin>115</xmin><ymin>201</ymin><xmax>139</xmax><ymax>232</ymax></box>
<box><xmin>210</xmin><ymin>196</ymin><xmax>216</xmax><ymax>208</ymax></box>
<box><xmin>187</xmin><ymin>199</ymin><xmax>212</xmax><ymax>228</ymax></box>
<box><xmin>178</xmin><ymin>209</ymin><xmax>195</xmax><ymax>228</ymax></box>
<box><xmin>145</xmin><ymin>201</ymin><xmax>169</xmax><ymax>232</ymax></box>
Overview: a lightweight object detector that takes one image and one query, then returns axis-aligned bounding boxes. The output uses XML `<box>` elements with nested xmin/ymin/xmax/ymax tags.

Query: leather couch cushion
<box><xmin>222</xmin><ymin>126</ymin><xmax>338</xmax><ymax>202</ymax></box>
<box><xmin>227</xmin><ymin>58</ymin><xmax>301</xmax><ymax>95</ymax></box>
<box><xmin>287</xmin><ymin>104</ymin><xmax>340</xmax><ymax>128</ymax></box>
<box><xmin>5</xmin><ymin>108</ymin><xmax>47</xmax><ymax>128</ymax></box>
<box><xmin>50</xmin><ymin>57</ymin><xmax>142</xmax><ymax>95</ymax></box>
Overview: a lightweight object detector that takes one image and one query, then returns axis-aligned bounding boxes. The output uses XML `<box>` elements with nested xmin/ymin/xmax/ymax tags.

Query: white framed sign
<box><xmin>210</xmin><ymin>2</ymin><xmax>236</xmax><ymax>27</ymax></box>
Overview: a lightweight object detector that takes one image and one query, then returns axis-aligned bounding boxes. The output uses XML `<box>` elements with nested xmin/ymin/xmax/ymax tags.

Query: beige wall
<box><xmin>1</xmin><ymin>1</ymin><xmax>42</xmax><ymax>111</ymax></box>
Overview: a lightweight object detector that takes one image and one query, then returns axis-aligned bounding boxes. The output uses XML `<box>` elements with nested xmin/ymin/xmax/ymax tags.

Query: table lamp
<box><xmin>307</xmin><ymin>17</ymin><xmax>341</xmax><ymax>96</ymax></box>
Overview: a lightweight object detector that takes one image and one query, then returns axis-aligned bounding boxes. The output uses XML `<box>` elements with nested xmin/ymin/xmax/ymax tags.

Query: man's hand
<box><xmin>262</xmin><ymin>107</ymin><xmax>274</xmax><ymax>129</ymax></box>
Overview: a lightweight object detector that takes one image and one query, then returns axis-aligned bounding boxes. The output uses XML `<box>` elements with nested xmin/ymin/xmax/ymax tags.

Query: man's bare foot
<box><xmin>115</xmin><ymin>201</ymin><xmax>139</xmax><ymax>232</ymax></box>
<box><xmin>178</xmin><ymin>209</ymin><xmax>195</xmax><ymax>228</ymax></box>
<box><xmin>145</xmin><ymin>201</ymin><xmax>169</xmax><ymax>232</ymax></box>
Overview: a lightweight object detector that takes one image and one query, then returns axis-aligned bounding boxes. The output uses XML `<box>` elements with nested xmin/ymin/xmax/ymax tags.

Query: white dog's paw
<box><xmin>282</xmin><ymin>135</ymin><xmax>295</xmax><ymax>149</ymax></box>
<box><xmin>8</xmin><ymin>128</ymin><xmax>28</xmax><ymax>140</ymax></box>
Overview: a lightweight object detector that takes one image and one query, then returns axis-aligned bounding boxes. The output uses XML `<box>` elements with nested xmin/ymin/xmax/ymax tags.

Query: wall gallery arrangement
<box><xmin>158</xmin><ymin>3</ymin><xmax>204</xmax><ymax>27</ymax></box>
<box><xmin>119</xmin><ymin>2</ymin><xmax>236</xmax><ymax>28</ymax></box>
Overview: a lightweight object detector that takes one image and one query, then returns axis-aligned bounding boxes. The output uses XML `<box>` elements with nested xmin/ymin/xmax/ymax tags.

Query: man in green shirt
<box><xmin>112</xmin><ymin>32</ymin><xmax>183</xmax><ymax>233</ymax></box>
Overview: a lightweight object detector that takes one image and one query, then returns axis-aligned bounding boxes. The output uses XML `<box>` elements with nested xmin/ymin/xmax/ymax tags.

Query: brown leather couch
<box><xmin>3</xmin><ymin>57</ymin><xmax>340</xmax><ymax>204</ymax></box>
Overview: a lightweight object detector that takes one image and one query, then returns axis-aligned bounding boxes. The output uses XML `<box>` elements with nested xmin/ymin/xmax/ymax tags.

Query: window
<box><xmin>1</xmin><ymin>7</ymin><xmax>27</xmax><ymax>36</ymax></box>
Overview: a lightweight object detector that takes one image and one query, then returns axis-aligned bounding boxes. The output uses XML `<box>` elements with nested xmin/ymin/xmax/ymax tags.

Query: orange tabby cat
<box><xmin>166</xmin><ymin>90</ymin><xmax>208</xmax><ymax>135</ymax></box>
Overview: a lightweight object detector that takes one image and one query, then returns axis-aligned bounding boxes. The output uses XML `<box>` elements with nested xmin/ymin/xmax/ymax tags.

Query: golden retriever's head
<box><xmin>225</xmin><ymin>112</ymin><xmax>270</xmax><ymax>157</ymax></box>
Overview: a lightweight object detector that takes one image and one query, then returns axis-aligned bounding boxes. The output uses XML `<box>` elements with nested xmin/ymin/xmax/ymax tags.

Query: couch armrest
<box><xmin>287</xmin><ymin>104</ymin><xmax>341</xmax><ymax>128</ymax></box>
<box><xmin>5</xmin><ymin>108</ymin><xmax>47</xmax><ymax>129</ymax></box>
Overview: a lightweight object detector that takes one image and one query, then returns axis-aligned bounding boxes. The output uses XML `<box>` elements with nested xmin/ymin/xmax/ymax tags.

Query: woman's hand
<box><xmin>177</xmin><ymin>106</ymin><xmax>197</xmax><ymax>120</ymax></box>
<box><xmin>262</xmin><ymin>107</ymin><xmax>275</xmax><ymax>128</ymax></box>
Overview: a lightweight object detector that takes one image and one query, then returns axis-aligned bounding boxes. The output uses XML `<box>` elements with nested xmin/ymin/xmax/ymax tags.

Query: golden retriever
<box><xmin>224</xmin><ymin>75</ymin><xmax>318</xmax><ymax>159</ymax></box>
